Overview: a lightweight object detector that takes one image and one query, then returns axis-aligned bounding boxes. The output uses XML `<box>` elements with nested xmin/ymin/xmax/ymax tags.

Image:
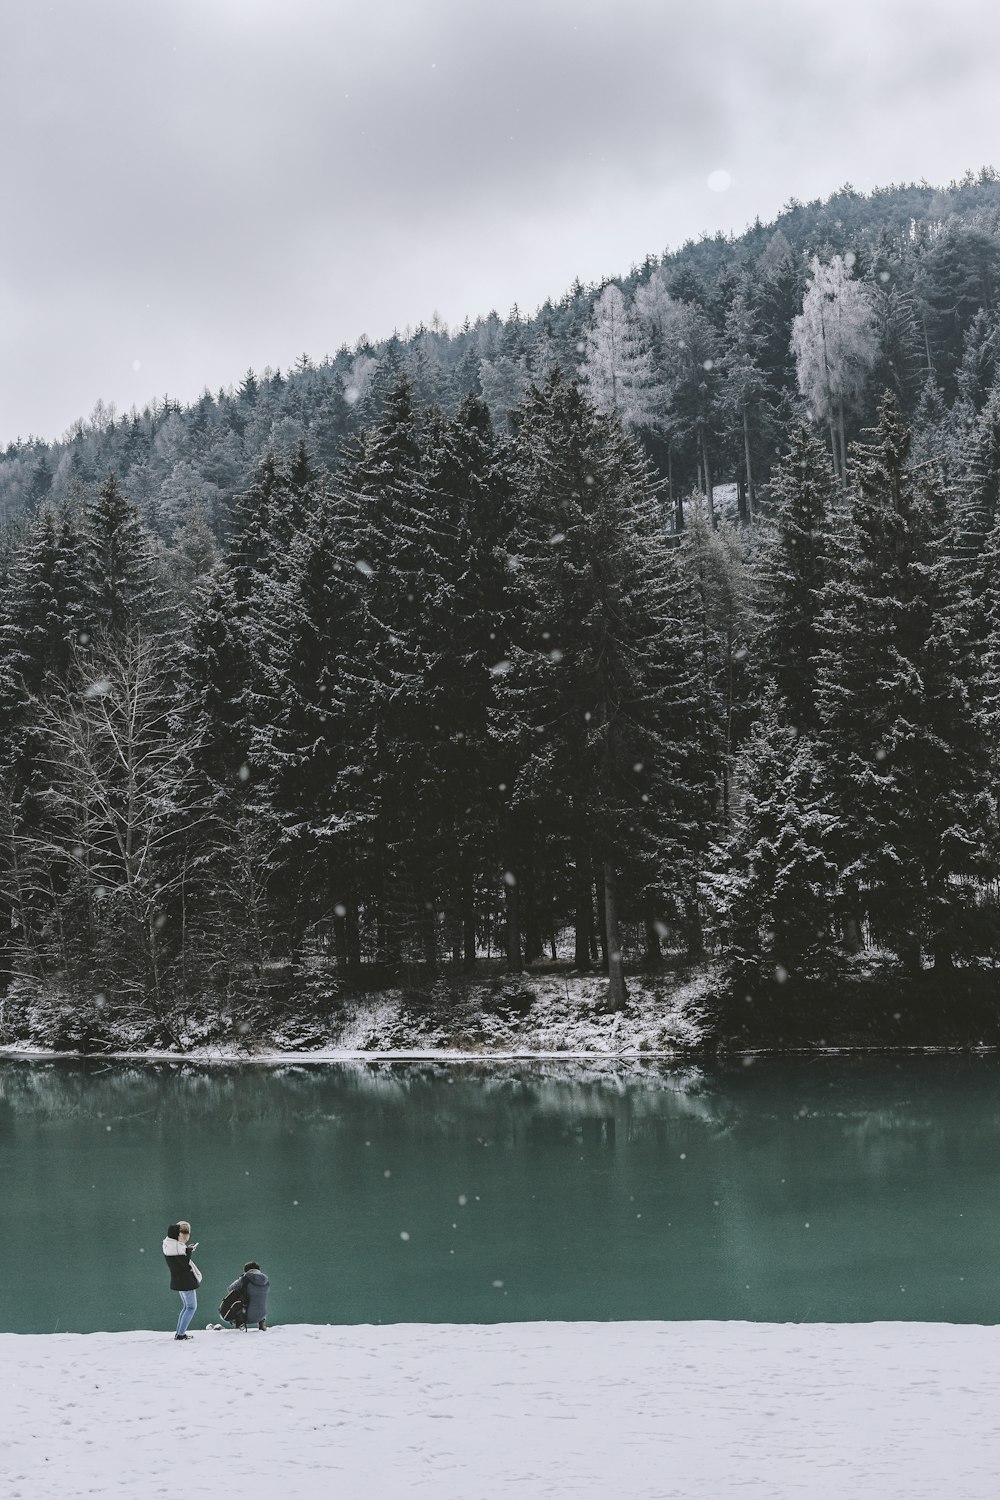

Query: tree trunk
<box><xmin>603</xmin><ymin>862</ymin><xmax>628</xmax><ymax>1010</ymax></box>
<box><xmin>931</xmin><ymin>930</ymin><xmax>955</xmax><ymax>971</ymax></box>
<box><xmin>573</xmin><ymin>839</ymin><xmax>592</xmax><ymax>968</ymax></box>
<box><xmin>462</xmin><ymin>886</ymin><xmax>476</xmax><ymax>973</ymax></box>
<box><xmin>899</xmin><ymin>932</ymin><xmax>922</xmax><ymax>978</ymax></box>
<box><xmin>522</xmin><ymin>859</ymin><xmax>542</xmax><ymax>964</ymax></box>
<box><xmin>742</xmin><ymin>404</ymin><xmax>755</xmax><ymax>519</ymax></box>
<box><xmin>842</xmin><ymin>912</ymin><xmax>863</xmax><ymax>955</ymax></box>
<box><xmin>837</xmin><ymin>403</ymin><xmax>848</xmax><ymax>484</ymax></box>
<box><xmin>699</xmin><ymin>425</ymin><xmax>715</xmax><ymax>522</ymax></box>
<box><xmin>595</xmin><ymin>868</ymin><xmax>608</xmax><ymax>966</ymax></box>
<box><xmin>333</xmin><ymin>904</ymin><xmax>349</xmax><ymax>968</ymax></box>
<box><xmin>421</xmin><ymin>904</ymin><xmax>438</xmax><ymax>972</ymax></box>
<box><xmin>736</xmin><ymin>474</ymin><xmax>748</xmax><ymax>527</ymax></box>
<box><xmin>346</xmin><ymin>900</ymin><xmax>361</xmax><ymax>968</ymax></box>
<box><xmin>684</xmin><ymin>893</ymin><xmax>705</xmax><ymax>960</ymax></box>
<box><xmin>504</xmin><ymin>876</ymin><xmax>523</xmax><ymax>973</ymax></box>
<box><xmin>643</xmin><ymin>910</ymin><xmax>664</xmax><ymax>971</ymax></box>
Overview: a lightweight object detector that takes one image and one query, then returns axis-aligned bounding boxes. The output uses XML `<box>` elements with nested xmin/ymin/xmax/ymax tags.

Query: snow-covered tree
<box><xmin>501</xmin><ymin>373</ymin><xmax>715</xmax><ymax>1001</ymax></box>
<box><xmin>478</xmin><ymin>355</ymin><xmax>531</xmax><ymax>430</ymax></box>
<box><xmin>706</xmin><ymin>699</ymin><xmax>839</xmax><ymax>993</ymax></box>
<box><xmin>82</xmin><ymin>473</ymin><xmax>170</xmax><ymax>642</ymax></box>
<box><xmin>792</xmin><ymin>255</ymin><xmax>877</xmax><ymax>481</ymax></box>
<box><xmin>579</xmin><ymin>284</ymin><xmax>659</xmax><ymax>432</ymax></box>
<box><xmin>759</xmin><ymin>426</ymin><xmax>836</xmax><ymax>732</ymax></box>
<box><xmin>634</xmin><ymin>273</ymin><xmax>721</xmax><ymax>518</ymax></box>
<box><xmin>719</xmin><ymin>285</ymin><xmax>769</xmax><ymax>521</ymax></box>
<box><xmin>816</xmin><ymin>393</ymin><xmax>994</xmax><ymax>971</ymax></box>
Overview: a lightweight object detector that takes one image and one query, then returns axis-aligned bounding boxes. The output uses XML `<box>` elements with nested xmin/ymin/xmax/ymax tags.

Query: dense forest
<box><xmin>4</xmin><ymin>169</ymin><xmax>1000</xmax><ymax>1049</ymax></box>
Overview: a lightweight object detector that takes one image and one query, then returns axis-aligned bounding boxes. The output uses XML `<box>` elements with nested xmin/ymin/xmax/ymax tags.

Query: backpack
<box><xmin>219</xmin><ymin>1280</ymin><xmax>247</xmax><ymax>1324</ymax></box>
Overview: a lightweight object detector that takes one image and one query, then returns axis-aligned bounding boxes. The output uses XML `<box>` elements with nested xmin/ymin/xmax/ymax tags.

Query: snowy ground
<box><xmin>3</xmin><ymin>1321</ymin><xmax>1000</xmax><ymax>1499</ymax></box>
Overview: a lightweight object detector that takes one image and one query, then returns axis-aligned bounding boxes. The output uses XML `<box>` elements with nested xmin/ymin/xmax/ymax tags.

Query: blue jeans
<box><xmin>176</xmin><ymin>1289</ymin><xmax>197</xmax><ymax>1336</ymax></box>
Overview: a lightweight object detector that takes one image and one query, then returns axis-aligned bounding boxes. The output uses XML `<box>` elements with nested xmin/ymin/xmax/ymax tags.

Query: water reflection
<box><xmin>2</xmin><ymin>1054</ymin><xmax>999</xmax><ymax>1332</ymax></box>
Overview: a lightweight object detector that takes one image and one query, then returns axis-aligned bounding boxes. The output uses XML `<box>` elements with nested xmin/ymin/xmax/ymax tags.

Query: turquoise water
<box><xmin>2</xmin><ymin>1054</ymin><xmax>999</xmax><ymax>1334</ymax></box>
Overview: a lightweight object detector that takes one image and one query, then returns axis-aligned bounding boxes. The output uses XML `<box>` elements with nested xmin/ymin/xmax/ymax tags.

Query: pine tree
<box><xmin>708</xmin><ymin>698</ymin><xmax>839</xmax><ymax>993</ymax></box>
<box><xmin>719</xmin><ymin>285</ymin><xmax>768</xmax><ymax>521</ymax></box>
<box><xmin>0</xmin><ymin>503</ymin><xmax>91</xmax><ymax>735</ymax></box>
<box><xmin>955</xmin><ymin>308</ymin><xmax>1000</xmax><ymax>414</ymax></box>
<box><xmin>633</xmin><ymin>273</ymin><xmax>720</xmax><ymax>518</ymax></box>
<box><xmin>336</xmin><ymin>374</ymin><xmax>438</xmax><ymax>963</ymax></box>
<box><xmin>418</xmin><ymin>395</ymin><xmax>516</xmax><ymax>967</ymax></box>
<box><xmin>978</xmin><ymin>509</ymin><xmax>1000</xmax><ymax>780</ymax></box>
<box><xmin>954</xmin><ymin>384</ymin><xmax>1000</xmax><ymax>577</ymax></box>
<box><xmin>816</xmin><ymin>393</ymin><xmax>993</xmax><ymax>971</ymax></box>
<box><xmin>82</xmin><ymin>473</ymin><xmax>170</xmax><ymax>642</ymax></box>
<box><xmin>501</xmin><ymin>373</ymin><xmax>715</xmax><ymax>1003</ymax></box>
<box><xmin>760</xmin><ymin>426</ymin><xmax>836</xmax><ymax>731</ymax></box>
<box><xmin>251</xmin><ymin>491</ymin><xmax>363</xmax><ymax>959</ymax></box>
<box><xmin>0</xmin><ymin>503</ymin><xmax>92</xmax><ymax>982</ymax></box>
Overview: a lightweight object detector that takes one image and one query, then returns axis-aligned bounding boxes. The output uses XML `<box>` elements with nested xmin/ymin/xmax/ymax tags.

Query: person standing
<box><xmin>162</xmin><ymin>1220</ymin><xmax>202</xmax><ymax>1340</ymax></box>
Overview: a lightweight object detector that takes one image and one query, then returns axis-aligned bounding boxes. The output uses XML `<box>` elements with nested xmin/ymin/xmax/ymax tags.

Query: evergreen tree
<box><xmin>336</xmin><ymin>375</ymin><xmax>436</xmax><ymax>963</ymax></box>
<box><xmin>956</xmin><ymin>308</ymin><xmax>1000</xmax><ymax>414</ymax></box>
<box><xmin>760</xmin><ymin>426</ymin><xmax>836</xmax><ymax>731</ymax></box>
<box><xmin>679</xmin><ymin>501</ymin><xmax>751</xmax><ymax>846</ymax></box>
<box><xmin>0</xmin><ymin>504</ymin><xmax>91</xmax><ymax>982</ymax></box>
<box><xmin>869</xmin><ymin>280</ymin><xmax>925</xmax><ymax>412</ymax></box>
<box><xmin>978</xmin><ymin>508</ymin><xmax>1000</xmax><ymax>773</ymax></box>
<box><xmin>501</xmin><ymin>373</ymin><xmax>714</xmax><ymax>1003</ymax></box>
<box><xmin>816</xmin><ymin>393</ymin><xmax>993</xmax><ymax>971</ymax></box>
<box><xmin>251</xmin><ymin>491</ymin><xmax>362</xmax><ymax>959</ymax></box>
<box><xmin>0</xmin><ymin>504</ymin><xmax>91</xmax><ymax>735</ymax></box>
<box><xmin>708</xmin><ymin>699</ymin><xmax>839</xmax><ymax>991</ymax></box>
<box><xmin>82</xmin><ymin>473</ymin><xmax>169</xmax><ymax>641</ymax></box>
<box><xmin>954</xmin><ymin>384</ymin><xmax>1000</xmax><ymax>581</ymax></box>
<box><xmin>719</xmin><ymin>284</ymin><xmax>769</xmax><ymax>521</ymax></box>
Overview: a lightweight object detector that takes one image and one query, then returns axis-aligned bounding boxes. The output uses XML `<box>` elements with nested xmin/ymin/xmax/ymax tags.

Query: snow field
<box><xmin>3</xmin><ymin>1320</ymin><xmax>1000</xmax><ymax>1499</ymax></box>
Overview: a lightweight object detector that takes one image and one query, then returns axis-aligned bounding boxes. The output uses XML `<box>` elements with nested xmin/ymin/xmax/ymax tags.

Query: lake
<box><xmin>1</xmin><ymin>1054</ymin><xmax>998</xmax><ymax>1334</ymax></box>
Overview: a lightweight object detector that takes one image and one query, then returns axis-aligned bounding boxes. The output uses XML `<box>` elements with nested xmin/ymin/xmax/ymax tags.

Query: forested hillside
<box><xmin>4</xmin><ymin>169</ymin><xmax>1000</xmax><ymax>1050</ymax></box>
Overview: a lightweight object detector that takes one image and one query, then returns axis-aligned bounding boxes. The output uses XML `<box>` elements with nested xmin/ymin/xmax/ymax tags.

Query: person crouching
<box><xmin>222</xmin><ymin>1261</ymin><xmax>270</xmax><ymax>1330</ymax></box>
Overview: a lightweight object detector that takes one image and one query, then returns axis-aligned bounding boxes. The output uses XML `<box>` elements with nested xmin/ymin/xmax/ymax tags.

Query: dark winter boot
<box><xmin>258</xmin><ymin>1320</ymin><xmax>267</xmax><ymax>1331</ymax></box>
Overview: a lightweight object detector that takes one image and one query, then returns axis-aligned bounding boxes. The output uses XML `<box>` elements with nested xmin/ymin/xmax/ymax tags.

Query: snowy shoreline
<box><xmin>2</xmin><ymin>1039</ymin><xmax>998</xmax><ymax>1064</ymax></box>
<box><xmin>6</xmin><ymin>962</ymin><xmax>1000</xmax><ymax>1060</ymax></box>
<box><xmin>4</xmin><ymin>1320</ymin><xmax>1000</xmax><ymax>1499</ymax></box>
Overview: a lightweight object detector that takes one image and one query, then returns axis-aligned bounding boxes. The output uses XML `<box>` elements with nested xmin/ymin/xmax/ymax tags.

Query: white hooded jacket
<box><xmin>162</xmin><ymin>1231</ymin><xmax>203</xmax><ymax>1289</ymax></box>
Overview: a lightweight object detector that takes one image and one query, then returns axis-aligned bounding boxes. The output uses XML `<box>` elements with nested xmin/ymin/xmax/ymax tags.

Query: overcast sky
<box><xmin>3</xmin><ymin>0</ymin><xmax>998</xmax><ymax>444</ymax></box>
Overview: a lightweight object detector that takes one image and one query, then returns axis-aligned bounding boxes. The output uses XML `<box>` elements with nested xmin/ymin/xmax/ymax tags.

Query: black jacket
<box><xmin>163</xmin><ymin>1224</ymin><xmax>202</xmax><ymax>1293</ymax></box>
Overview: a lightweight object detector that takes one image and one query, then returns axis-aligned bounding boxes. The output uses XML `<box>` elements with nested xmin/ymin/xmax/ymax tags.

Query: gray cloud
<box><xmin>2</xmin><ymin>0</ymin><xmax>998</xmax><ymax>441</ymax></box>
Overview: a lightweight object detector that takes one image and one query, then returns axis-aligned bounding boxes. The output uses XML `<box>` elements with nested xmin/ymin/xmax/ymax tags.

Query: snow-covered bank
<box><xmin>3</xmin><ymin>1322</ymin><xmax>999</xmax><ymax>1500</ymax></box>
<box><xmin>0</xmin><ymin>968</ymin><xmax>713</xmax><ymax>1058</ymax></box>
